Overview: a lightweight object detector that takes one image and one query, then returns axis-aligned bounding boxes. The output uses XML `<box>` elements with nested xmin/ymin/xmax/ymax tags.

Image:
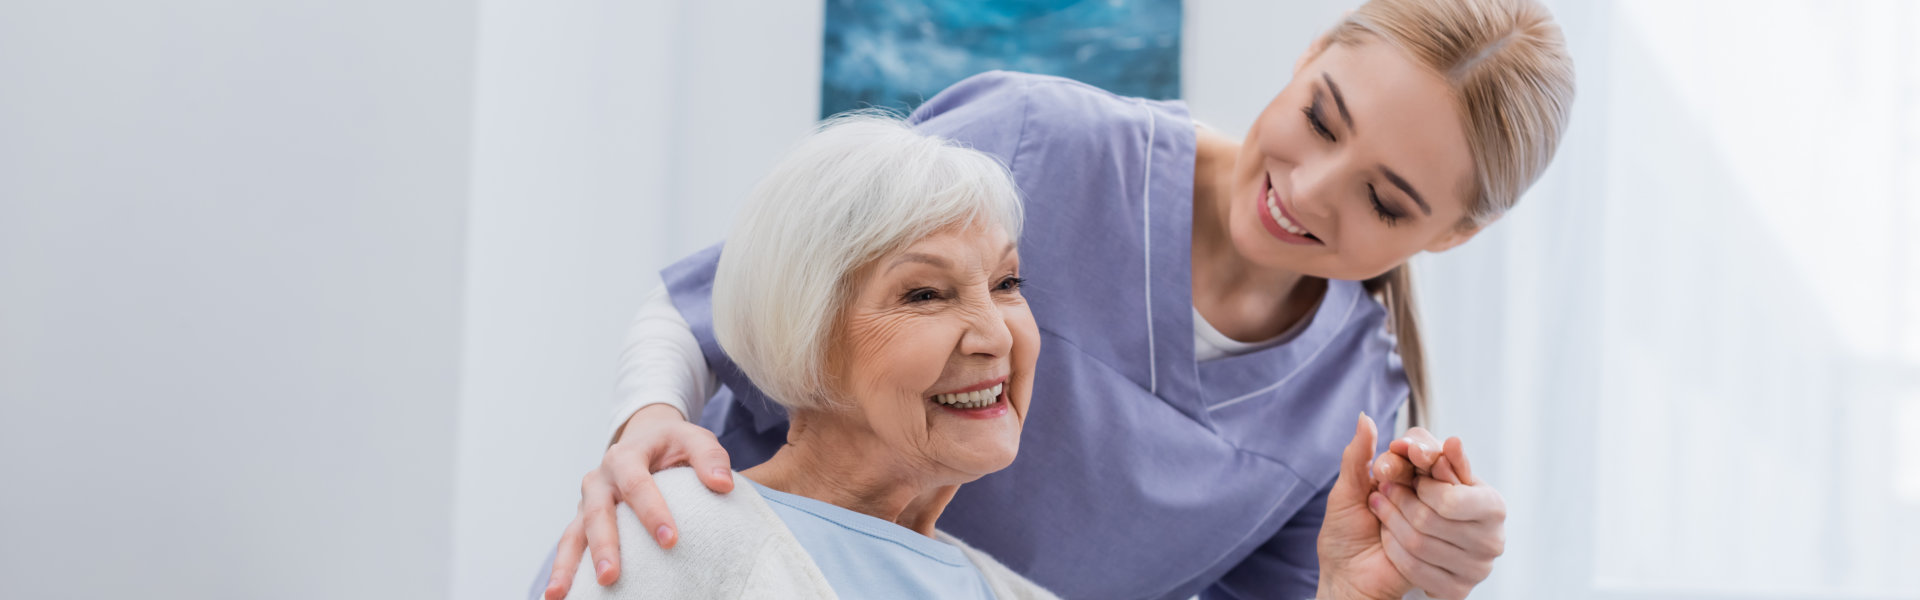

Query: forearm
<box><xmin>611</xmin><ymin>277</ymin><xmax>718</xmax><ymax>444</ymax></box>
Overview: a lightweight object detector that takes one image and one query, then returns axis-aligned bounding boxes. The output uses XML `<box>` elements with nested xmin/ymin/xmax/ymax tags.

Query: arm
<box><xmin>609</xmin><ymin>275</ymin><xmax>720</xmax><ymax>442</ymax></box>
<box><xmin>545</xmin><ymin>279</ymin><xmax>735</xmax><ymax>600</ymax></box>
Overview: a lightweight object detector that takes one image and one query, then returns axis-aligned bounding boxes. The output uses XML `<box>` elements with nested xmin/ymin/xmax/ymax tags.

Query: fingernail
<box><xmin>655</xmin><ymin>525</ymin><xmax>674</xmax><ymax>544</ymax></box>
<box><xmin>712</xmin><ymin>467</ymin><xmax>730</xmax><ymax>481</ymax></box>
<box><xmin>1369</xmin><ymin>494</ymin><xmax>1382</xmax><ymax>510</ymax></box>
<box><xmin>1382</xmin><ymin>482</ymin><xmax>1394</xmax><ymax>496</ymax></box>
<box><xmin>595</xmin><ymin>559</ymin><xmax>610</xmax><ymax>576</ymax></box>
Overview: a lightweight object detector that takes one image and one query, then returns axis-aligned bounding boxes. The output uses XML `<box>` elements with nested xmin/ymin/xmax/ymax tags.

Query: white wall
<box><xmin>447</xmin><ymin>0</ymin><xmax>824</xmax><ymax>597</ymax></box>
<box><xmin>0</xmin><ymin>1</ymin><xmax>475</xmax><ymax>598</ymax></box>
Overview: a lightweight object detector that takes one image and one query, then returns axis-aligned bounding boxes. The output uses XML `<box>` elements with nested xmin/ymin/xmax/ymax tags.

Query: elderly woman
<box><xmin>558</xmin><ymin>115</ymin><xmax>1055</xmax><ymax>599</ymax></box>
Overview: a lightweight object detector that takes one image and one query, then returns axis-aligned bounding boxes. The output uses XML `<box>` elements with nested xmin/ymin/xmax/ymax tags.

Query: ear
<box><xmin>1424</xmin><ymin>222</ymin><xmax>1484</xmax><ymax>253</ymax></box>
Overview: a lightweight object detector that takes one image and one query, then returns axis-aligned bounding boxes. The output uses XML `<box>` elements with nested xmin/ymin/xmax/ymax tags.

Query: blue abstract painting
<box><xmin>821</xmin><ymin>0</ymin><xmax>1182</xmax><ymax>119</ymax></box>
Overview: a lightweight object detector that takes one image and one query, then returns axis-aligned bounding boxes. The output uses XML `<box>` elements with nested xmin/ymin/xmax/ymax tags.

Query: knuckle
<box><xmin>1406</xmin><ymin>504</ymin><xmax>1437</xmax><ymax>531</ymax></box>
<box><xmin>1400</xmin><ymin>532</ymin><xmax>1428</xmax><ymax>556</ymax></box>
<box><xmin>615</xmin><ymin>474</ymin><xmax>655</xmax><ymax>498</ymax></box>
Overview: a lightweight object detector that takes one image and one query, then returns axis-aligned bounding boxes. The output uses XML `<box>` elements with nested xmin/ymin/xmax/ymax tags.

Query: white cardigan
<box><xmin>565</xmin><ymin>468</ymin><xmax>1061</xmax><ymax>600</ymax></box>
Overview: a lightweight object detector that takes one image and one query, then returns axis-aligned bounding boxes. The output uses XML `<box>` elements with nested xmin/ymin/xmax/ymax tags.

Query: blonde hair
<box><xmin>710</xmin><ymin>112</ymin><xmax>1023</xmax><ymax>412</ymax></box>
<box><xmin>1323</xmin><ymin>0</ymin><xmax>1576</xmax><ymax>425</ymax></box>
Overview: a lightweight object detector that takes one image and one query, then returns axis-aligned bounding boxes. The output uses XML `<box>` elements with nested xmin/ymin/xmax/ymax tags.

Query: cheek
<box><xmin>841</xmin><ymin>311</ymin><xmax>955</xmax><ymax>401</ymax></box>
<box><xmin>1330</xmin><ymin>221</ymin><xmax>1435</xmax><ymax>278</ymax></box>
<box><xmin>1004</xmin><ymin>305</ymin><xmax>1041</xmax><ymax>418</ymax></box>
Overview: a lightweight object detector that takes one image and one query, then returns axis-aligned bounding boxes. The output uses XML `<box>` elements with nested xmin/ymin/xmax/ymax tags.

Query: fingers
<box><xmin>681</xmin><ymin>428</ymin><xmax>736</xmax><ymax>495</ymax></box>
<box><xmin>610</xmin><ymin>466</ymin><xmax>679</xmax><ymax>552</ymax></box>
<box><xmin>546</xmin><ymin>517</ymin><xmax>587</xmax><ymax>600</ymax></box>
<box><xmin>1331</xmin><ymin>413</ymin><xmax>1381</xmax><ymax>509</ymax></box>
<box><xmin>580</xmin><ymin>471</ymin><xmax>625</xmax><ymax>584</ymax></box>
<box><xmin>1390</xmin><ymin>478</ymin><xmax>1505</xmax><ymax>557</ymax></box>
<box><xmin>1373</xmin><ymin>450</ymin><xmax>1417</xmax><ymax>490</ymax></box>
<box><xmin>1443</xmin><ymin>437</ymin><xmax>1476</xmax><ymax>485</ymax></box>
<box><xmin>1388</xmin><ymin>428</ymin><xmax>1445</xmax><ymax>472</ymax></box>
<box><xmin>1377</xmin><ymin>525</ymin><xmax>1474</xmax><ymax>600</ymax></box>
<box><xmin>1430</xmin><ymin>456</ymin><xmax>1461</xmax><ymax>486</ymax></box>
<box><xmin>1412</xmin><ymin>474</ymin><xmax>1508</xmax><ymax>524</ymax></box>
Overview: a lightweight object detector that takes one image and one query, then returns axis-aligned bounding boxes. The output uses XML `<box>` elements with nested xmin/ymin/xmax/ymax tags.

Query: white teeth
<box><xmin>932</xmin><ymin>383</ymin><xmax>1005</xmax><ymax>408</ymax></box>
<box><xmin>1266</xmin><ymin>189</ymin><xmax>1311</xmax><ymax>237</ymax></box>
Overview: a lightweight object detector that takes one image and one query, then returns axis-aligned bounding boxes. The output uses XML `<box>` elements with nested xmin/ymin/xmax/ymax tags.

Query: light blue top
<box><xmin>748</xmin><ymin>478</ymin><xmax>996</xmax><ymax>600</ymax></box>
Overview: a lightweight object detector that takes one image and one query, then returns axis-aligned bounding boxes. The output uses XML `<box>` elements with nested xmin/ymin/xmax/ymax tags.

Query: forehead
<box><xmin>877</xmin><ymin>222</ymin><xmax>1016</xmax><ymax>273</ymax></box>
<box><xmin>1308</xmin><ymin>41</ymin><xmax>1477</xmax><ymax>215</ymax></box>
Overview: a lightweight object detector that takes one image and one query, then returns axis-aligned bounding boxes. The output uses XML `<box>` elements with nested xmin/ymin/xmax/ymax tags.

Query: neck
<box><xmin>741</xmin><ymin>412</ymin><xmax>957</xmax><ymax>538</ymax></box>
<box><xmin>1189</xmin><ymin>125</ymin><xmax>1324</xmax><ymax>341</ymax></box>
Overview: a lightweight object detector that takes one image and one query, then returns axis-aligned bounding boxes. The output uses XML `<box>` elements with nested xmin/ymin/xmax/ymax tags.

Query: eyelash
<box><xmin>902</xmin><ymin>276</ymin><xmax>1024</xmax><ymax>304</ymax></box>
<box><xmin>1368</xmin><ymin>184</ymin><xmax>1402</xmax><ymax>227</ymax></box>
<box><xmin>1302</xmin><ymin>104</ymin><xmax>1336</xmax><ymax>142</ymax></box>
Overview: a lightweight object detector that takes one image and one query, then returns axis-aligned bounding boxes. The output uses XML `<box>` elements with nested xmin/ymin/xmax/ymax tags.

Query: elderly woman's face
<box><xmin>828</xmin><ymin>221</ymin><xmax>1040</xmax><ymax>480</ymax></box>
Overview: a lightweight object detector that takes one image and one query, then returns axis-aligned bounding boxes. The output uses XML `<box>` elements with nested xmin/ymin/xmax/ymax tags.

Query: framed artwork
<box><xmin>821</xmin><ymin>0</ymin><xmax>1183</xmax><ymax>119</ymax></box>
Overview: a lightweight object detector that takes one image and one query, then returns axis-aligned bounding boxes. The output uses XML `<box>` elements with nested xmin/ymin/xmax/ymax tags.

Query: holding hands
<box><xmin>1318</xmin><ymin>415</ymin><xmax>1507</xmax><ymax>600</ymax></box>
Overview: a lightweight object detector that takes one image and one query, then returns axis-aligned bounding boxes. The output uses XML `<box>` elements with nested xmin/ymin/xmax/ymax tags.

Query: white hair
<box><xmin>710</xmin><ymin>112</ymin><xmax>1024</xmax><ymax>412</ymax></box>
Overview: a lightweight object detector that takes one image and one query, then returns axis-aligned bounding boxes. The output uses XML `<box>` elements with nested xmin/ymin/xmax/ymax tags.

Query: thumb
<box><xmin>1328</xmin><ymin>413</ymin><xmax>1380</xmax><ymax>511</ymax></box>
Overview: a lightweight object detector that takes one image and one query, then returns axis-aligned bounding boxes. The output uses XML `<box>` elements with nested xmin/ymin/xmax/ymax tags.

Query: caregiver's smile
<box><xmin>1259</xmin><ymin>172</ymin><xmax>1322</xmax><ymax>246</ymax></box>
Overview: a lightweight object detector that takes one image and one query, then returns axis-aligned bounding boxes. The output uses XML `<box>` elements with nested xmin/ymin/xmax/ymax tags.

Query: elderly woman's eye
<box><xmin>903</xmin><ymin>288</ymin><xmax>942</xmax><ymax>303</ymax></box>
<box><xmin>995</xmin><ymin>276</ymin><xmax>1025</xmax><ymax>292</ymax></box>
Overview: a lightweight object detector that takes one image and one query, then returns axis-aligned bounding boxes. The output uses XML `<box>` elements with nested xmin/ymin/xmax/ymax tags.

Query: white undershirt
<box><xmin>1191</xmin><ymin>302</ymin><xmax>1316</xmax><ymax>363</ymax></box>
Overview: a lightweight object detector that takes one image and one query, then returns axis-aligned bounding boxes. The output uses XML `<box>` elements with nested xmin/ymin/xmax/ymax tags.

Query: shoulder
<box><xmin>909</xmin><ymin>71</ymin><xmax>1190</xmax><ymax>173</ymax></box>
<box><xmin>566</xmin><ymin>469</ymin><xmax>829</xmax><ymax>600</ymax></box>
<box><xmin>935</xmin><ymin>530</ymin><xmax>1064</xmax><ymax>600</ymax></box>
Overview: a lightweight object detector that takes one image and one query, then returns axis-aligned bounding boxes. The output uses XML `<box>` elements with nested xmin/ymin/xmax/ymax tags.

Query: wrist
<box><xmin>615</xmin><ymin>403</ymin><xmax>689</xmax><ymax>444</ymax></box>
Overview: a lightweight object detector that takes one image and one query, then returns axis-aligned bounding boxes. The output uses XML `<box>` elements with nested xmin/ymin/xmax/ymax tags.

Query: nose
<box><xmin>1288</xmin><ymin>158</ymin><xmax>1341</xmax><ymax>221</ymax></box>
<box><xmin>957</xmin><ymin>296</ymin><xmax>1014</xmax><ymax>359</ymax></box>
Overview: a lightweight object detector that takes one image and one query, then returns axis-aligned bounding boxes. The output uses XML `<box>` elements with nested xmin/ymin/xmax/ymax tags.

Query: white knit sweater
<box><xmin>565</xmin><ymin>468</ymin><xmax>1061</xmax><ymax>600</ymax></box>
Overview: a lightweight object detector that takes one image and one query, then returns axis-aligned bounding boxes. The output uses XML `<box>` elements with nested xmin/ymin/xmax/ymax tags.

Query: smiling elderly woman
<box><xmin>562</xmin><ymin>115</ymin><xmax>1054</xmax><ymax>600</ymax></box>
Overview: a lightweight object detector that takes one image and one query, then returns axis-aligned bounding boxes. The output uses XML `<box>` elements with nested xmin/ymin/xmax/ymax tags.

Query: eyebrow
<box><xmin>1322</xmin><ymin>73</ymin><xmax>1353</xmax><ymax>131</ymax></box>
<box><xmin>1380</xmin><ymin>167</ymin><xmax>1432</xmax><ymax>215</ymax></box>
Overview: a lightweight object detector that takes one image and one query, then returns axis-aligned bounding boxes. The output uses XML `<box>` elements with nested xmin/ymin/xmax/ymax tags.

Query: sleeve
<box><xmin>608</xmin><ymin>273</ymin><xmax>720</xmax><ymax>444</ymax></box>
<box><xmin>1203</xmin><ymin>408</ymin><xmax>1402</xmax><ymax>600</ymax></box>
<box><xmin>908</xmin><ymin>70</ymin><xmax>1033</xmax><ymax>172</ymax></box>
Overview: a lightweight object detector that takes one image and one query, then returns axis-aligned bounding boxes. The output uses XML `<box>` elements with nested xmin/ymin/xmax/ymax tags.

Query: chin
<box><xmin>954</xmin><ymin>441</ymin><xmax>1021</xmax><ymax>481</ymax></box>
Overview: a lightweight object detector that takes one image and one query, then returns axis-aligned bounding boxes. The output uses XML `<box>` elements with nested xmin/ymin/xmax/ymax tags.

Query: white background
<box><xmin>2</xmin><ymin>1</ymin><xmax>1914</xmax><ymax>599</ymax></box>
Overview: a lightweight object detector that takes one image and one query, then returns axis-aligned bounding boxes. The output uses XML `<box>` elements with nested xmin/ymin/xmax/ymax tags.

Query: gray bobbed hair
<box><xmin>710</xmin><ymin>112</ymin><xmax>1024</xmax><ymax>412</ymax></box>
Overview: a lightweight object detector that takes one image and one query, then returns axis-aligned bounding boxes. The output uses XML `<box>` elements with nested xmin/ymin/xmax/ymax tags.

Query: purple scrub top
<box><xmin>663</xmin><ymin>71</ymin><xmax>1408</xmax><ymax>600</ymax></box>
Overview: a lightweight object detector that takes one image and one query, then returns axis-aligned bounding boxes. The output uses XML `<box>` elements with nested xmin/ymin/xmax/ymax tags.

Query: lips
<box><xmin>927</xmin><ymin>375</ymin><xmax>1012</xmax><ymax>418</ymax></box>
<box><xmin>1258</xmin><ymin>174</ymin><xmax>1323</xmax><ymax>246</ymax></box>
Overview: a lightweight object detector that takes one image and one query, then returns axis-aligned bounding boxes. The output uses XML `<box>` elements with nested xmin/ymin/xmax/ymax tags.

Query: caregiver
<box><xmin>550</xmin><ymin>0</ymin><xmax>1573</xmax><ymax>598</ymax></box>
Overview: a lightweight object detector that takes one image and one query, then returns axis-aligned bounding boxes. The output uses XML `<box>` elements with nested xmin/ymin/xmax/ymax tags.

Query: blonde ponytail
<box><xmin>1363</xmin><ymin>265</ymin><xmax>1427</xmax><ymax>426</ymax></box>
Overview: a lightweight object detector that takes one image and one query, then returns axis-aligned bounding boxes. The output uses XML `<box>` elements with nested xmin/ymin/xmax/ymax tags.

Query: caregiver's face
<box><xmin>830</xmin><ymin>222</ymin><xmax>1040</xmax><ymax>479</ymax></box>
<box><xmin>1228</xmin><ymin>38</ymin><xmax>1481</xmax><ymax>280</ymax></box>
